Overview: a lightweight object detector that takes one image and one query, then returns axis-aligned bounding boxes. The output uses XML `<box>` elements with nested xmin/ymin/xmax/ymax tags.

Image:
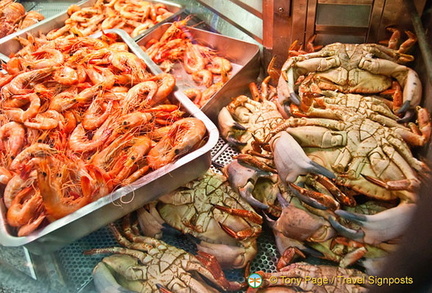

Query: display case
<box><xmin>1</xmin><ymin>0</ymin><xmax>432</xmax><ymax>292</ymax></box>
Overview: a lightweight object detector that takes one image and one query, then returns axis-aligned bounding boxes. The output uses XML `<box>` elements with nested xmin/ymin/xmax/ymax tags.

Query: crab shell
<box><xmin>137</xmin><ymin>170</ymin><xmax>262</xmax><ymax>269</ymax></box>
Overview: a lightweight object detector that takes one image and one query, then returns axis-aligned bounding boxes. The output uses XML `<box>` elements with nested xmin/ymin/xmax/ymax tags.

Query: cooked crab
<box><xmin>137</xmin><ymin>169</ymin><xmax>263</xmax><ymax>269</ymax></box>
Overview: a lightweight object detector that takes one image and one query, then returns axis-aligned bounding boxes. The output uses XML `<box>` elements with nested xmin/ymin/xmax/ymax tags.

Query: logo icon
<box><xmin>247</xmin><ymin>273</ymin><xmax>263</xmax><ymax>288</ymax></box>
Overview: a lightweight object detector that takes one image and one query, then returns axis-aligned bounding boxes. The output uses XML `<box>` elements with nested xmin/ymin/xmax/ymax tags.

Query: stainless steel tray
<box><xmin>0</xmin><ymin>29</ymin><xmax>219</xmax><ymax>255</ymax></box>
<box><xmin>136</xmin><ymin>23</ymin><xmax>261</xmax><ymax>122</ymax></box>
<box><xmin>0</xmin><ymin>0</ymin><xmax>184</xmax><ymax>59</ymax></box>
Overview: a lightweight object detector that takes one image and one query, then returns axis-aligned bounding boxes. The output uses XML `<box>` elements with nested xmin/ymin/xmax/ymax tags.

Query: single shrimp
<box><xmin>192</xmin><ymin>69</ymin><xmax>213</xmax><ymax>88</ymax></box>
<box><xmin>121</xmin><ymin>165</ymin><xmax>150</xmax><ymax>186</ymax></box>
<box><xmin>30</xmin><ymin>48</ymin><xmax>64</xmax><ymax>69</ymax></box>
<box><xmin>68</xmin><ymin>122</ymin><xmax>112</xmax><ymax>152</ymax></box>
<box><xmin>84</xmin><ymin>64</ymin><xmax>115</xmax><ymax>89</ymax></box>
<box><xmin>147</xmin><ymin>117</ymin><xmax>206</xmax><ymax>169</ymax></box>
<box><xmin>37</xmin><ymin>158</ymin><xmax>92</xmax><ymax>221</ymax></box>
<box><xmin>114</xmin><ymin>135</ymin><xmax>152</xmax><ymax>182</ymax></box>
<box><xmin>16</xmin><ymin>212</ymin><xmax>46</xmax><ymax>237</ymax></box>
<box><xmin>3</xmin><ymin>57</ymin><xmax>26</xmax><ymax>76</ymax></box>
<box><xmin>115</xmin><ymin>112</ymin><xmax>153</xmax><ymax>133</ymax></box>
<box><xmin>49</xmin><ymin>91</ymin><xmax>78</xmax><ymax>112</ymax></box>
<box><xmin>4</xmin><ymin>93</ymin><xmax>41</xmax><ymax>123</ymax></box>
<box><xmin>148</xmin><ymin>73</ymin><xmax>176</xmax><ymax>106</ymax></box>
<box><xmin>82</xmin><ymin>99</ymin><xmax>114</xmax><ymax>130</ymax></box>
<box><xmin>1</xmin><ymin>67</ymin><xmax>56</xmax><ymax>97</ymax></box>
<box><xmin>0</xmin><ymin>121</ymin><xmax>26</xmax><ymax>157</ymax></box>
<box><xmin>122</xmin><ymin>80</ymin><xmax>158</xmax><ymax>113</ymax></box>
<box><xmin>109</xmin><ymin>51</ymin><xmax>148</xmax><ymax>80</ymax></box>
<box><xmin>6</xmin><ymin>186</ymin><xmax>43</xmax><ymax>228</ymax></box>
<box><xmin>184</xmin><ymin>42</ymin><xmax>206</xmax><ymax>74</ymax></box>
<box><xmin>53</xmin><ymin>66</ymin><xmax>79</xmax><ymax>85</ymax></box>
<box><xmin>131</xmin><ymin>19</ymin><xmax>155</xmax><ymax>38</ymax></box>
<box><xmin>183</xmin><ymin>88</ymin><xmax>203</xmax><ymax>104</ymax></box>
<box><xmin>24</xmin><ymin>110</ymin><xmax>64</xmax><ymax>130</ymax></box>
<box><xmin>90</xmin><ymin>133</ymin><xmax>134</xmax><ymax>172</ymax></box>
<box><xmin>9</xmin><ymin>143</ymin><xmax>57</xmax><ymax>171</ymax></box>
<box><xmin>207</xmin><ymin>56</ymin><xmax>232</xmax><ymax>75</ymax></box>
<box><xmin>3</xmin><ymin>168</ymin><xmax>37</xmax><ymax>208</ymax></box>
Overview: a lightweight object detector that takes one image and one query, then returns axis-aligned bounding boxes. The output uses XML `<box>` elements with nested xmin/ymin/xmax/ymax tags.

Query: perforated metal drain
<box><xmin>56</xmin><ymin>138</ymin><xmax>279</xmax><ymax>292</ymax></box>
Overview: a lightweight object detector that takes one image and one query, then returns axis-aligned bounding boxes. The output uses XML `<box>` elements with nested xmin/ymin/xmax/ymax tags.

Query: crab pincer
<box><xmin>269</xmin><ymin>131</ymin><xmax>335</xmax><ymax>183</ymax></box>
<box><xmin>329</xmin><ymin>202</ymin><xmax>416</xmax><ymax>245</ymax></box>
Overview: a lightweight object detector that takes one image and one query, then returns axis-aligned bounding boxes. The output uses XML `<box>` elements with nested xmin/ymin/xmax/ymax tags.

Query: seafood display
<box><xmin>138</xmin><ymin>169</ymin><xmax>262</xmax><ymax>269</ymax></box>
<box><xmin>140</xmin><ymin>19</ymin><xmax>234</xmax><ymax>107</ymax></box>
<box><xmin>0</xmin><ymin>31</ymin><xmax>208</xmax><ymax>237</ymax></box>
<box><xmin>0</xmin><ymin>0</ymin><xmax>45</xmax><ymax>38</ymax></box>
<box><xmin>85</xmin><ymin>213</ymin><xmax>244</xmax><ymax>293</ymax></box>
<box><xmin>217</xmin><ymin>29</ymin><xmax>430</xmax><ymax>283</ymax></box>
<box><xmin>45</xmin><ymin>0</ymin><xmax>176</xmax><ymax>39</ymax></box>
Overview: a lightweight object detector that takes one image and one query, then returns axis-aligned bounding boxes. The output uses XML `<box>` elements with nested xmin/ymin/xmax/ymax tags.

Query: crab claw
<box><xmin>92</xmin><ymin>255</ymin><xmax>142</xmax><ymax>293</ymax></box>
<box><xmin>277</xmin><ymin>68</ymin><xmax>301</xmax><ymax>106</ymax></box>
<box><xmin>329</xmin><ymin>203</ymin><xmax>416</xmax><ymax>245</ymax></box>
<box><xmin>224</xmin><ymin>159</ymin><xmax>275</xmax><ymax>209</ymax></box>
<box><xmin>217</xmin><ymin>107</ymin><xmax>247</xmax><ymax>146</ymax></box>
<box><xmin>269</xmin><ymin>131</ymin><xmax>335</xmax><ymax>183</ymax></box>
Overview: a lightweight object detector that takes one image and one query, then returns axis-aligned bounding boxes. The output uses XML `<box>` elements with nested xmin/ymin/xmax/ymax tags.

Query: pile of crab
<box><xmin>85</xmin><ymin>29</ymin><xmax>431</xmax><ymax>293</ymax></box>
<box><xmin>216</xmin><ymin>29</ymin><xmax>431</xmax><ymax>292</ymax></box>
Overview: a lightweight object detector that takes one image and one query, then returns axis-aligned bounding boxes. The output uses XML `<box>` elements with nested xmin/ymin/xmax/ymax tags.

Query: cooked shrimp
<box><xmin>49</xmin><ymin>91</ymin><xmax>78</xmax><ymax>112</ymax></box>
<box><xmin>0</xmin><ymin>121</ymin><xmax>26</xmax><ymax>157</ymax></box>
<box><xmin>109</xmin><ymin>51</ymin><xmax>148</xmax><ymax>80</ymax></box>
<box><xmin>53</xmin><ymin>66</ymin><xmax>79</xmax><ymax>85</ymax></box>
<box><xmin>24</xmin><ymin>110</ymin><xmax>64</xmax><ymax>130</ymax></box>
<box><xmin>1</xmin><ymin>67</ymin><xmax>56</xmax><ymax>97</ymax></box>
<box><xmin>9</xmin><ymin>143</ymin><xmax>57</xmax><ymax>171</ymax></box>
<box><xmin>183</xmin><ymin>88</ymin><xmax>202</xmax><ymax>104</ymax></box>
<box><xmin>6</xmin><ymin>187</ymin><xmax>43</xmax><ymax>228</ymax></box>
<box><xmin>30</xmin><ymin>48</ymin><xmax>65</xmax><ymax>69</ymax></box>
<box><xmin>82</xmin><ymin>99</ymin><xmax>114</xmax><ymax>130</ymax></box>
<box><xmin>122</xmin><ymin>80</ymin><xmax>158</xmax><ymax>112</ymax></box>
<box><xmin>68</xmin><ymin>122</ymin><xmax>112</xmax><ymax>152</ymax></box>
<box><xmin>184</xmin><ymin>43</ymin><xmax>206</xmax><ymax>74</ymax></box>
<box><xmin>207</xmin><ymin>56</ymin><xmax>232</xmax><ymax>74</ymax></box>
<box><xmin>131</xmin><ymin>19</ymin><xmax>154</xmax><ymax>38</ymax></box>
<box><xmin>115</xmin><ymin>112</ymin><xmax>152</xmax><ymax>133</ymax></box>
<box><xmin>192</xmin><ymin>69</ymin><xmax>213</xmax><ymax>87</ymax></box>
<box><xmin>3</xmin><ymin>169</ymin><xmax>37</xmax><ymax>208</ymax></box>
<box><xmin>147</xmin><ymin>117</ymin><xmax>206</xmax><ymax>169</ymax></box>
<box><xmin>148</xmin><ymin>73</ymin><xmax>176</xmax><ymax>106</ymax></box>
<box><xmin>37</xmin><ymin>158</ymin><xmax>92</xmax><ymax>221</ymax></box>
<box><xmin>115</xmin><ymin>135</ymin><xmax>152</xmax><ymax>182</ymax></box>
<box><xmin>4</xmin><ymin>93</ymin><xmax>41</xmax><ymax>123</ymax></box>
<box><xmin>84</xmin><ymin>64</ymin><xmax>115</xmax><ymax>89</ymax></box>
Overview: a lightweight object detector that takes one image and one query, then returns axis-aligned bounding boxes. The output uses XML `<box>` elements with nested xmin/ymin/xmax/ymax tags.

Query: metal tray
<box><xmin>136</xmin><ymin>23</ymin><xmax>261</xmax><ymax>122</ymax></box>
<box><xmin>0</xmin><ymin>0</ymin><xmax>184</xmax><ymax>59</ymax></box>
<box><xmin>0</xmin><ymin>29</ymin><xmax>219</xmax><ymax>255</ymax></box>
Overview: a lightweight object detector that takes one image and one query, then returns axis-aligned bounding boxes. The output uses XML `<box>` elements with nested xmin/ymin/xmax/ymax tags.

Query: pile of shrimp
<box><xmin>0</xmin><ymin>0</ymin><xmax>45</xmax><ymax>38</ymax></box>
<box><xmin>141</xmin><ymin>18</ymin><xmax>234</xmax><ymax>107</ymax></box>
<box><xmin>47</xmin><ymin>0</ymin><xmax>174</xmax><ymax>40</ymax></box>
<box><xmin>0</xmin><ymin>32</ymin><xmax>207</xmax><ymax>237</ymax></box>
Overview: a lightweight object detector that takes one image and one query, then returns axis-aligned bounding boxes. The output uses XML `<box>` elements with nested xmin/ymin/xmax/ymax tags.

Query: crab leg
<box><xmin>288</xmin><ymin>183</ymin><xmax>338</xmax><ymax>210</ymax></box>
<box><xmin>329</xmin><ymin>202</ymin><xmax>416</xmax><ymax>245</ymax></box>
<box><xmin>213</xmin><ymin>204</ymin><xmax>262</xmax><ymax>224</ymax></box>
